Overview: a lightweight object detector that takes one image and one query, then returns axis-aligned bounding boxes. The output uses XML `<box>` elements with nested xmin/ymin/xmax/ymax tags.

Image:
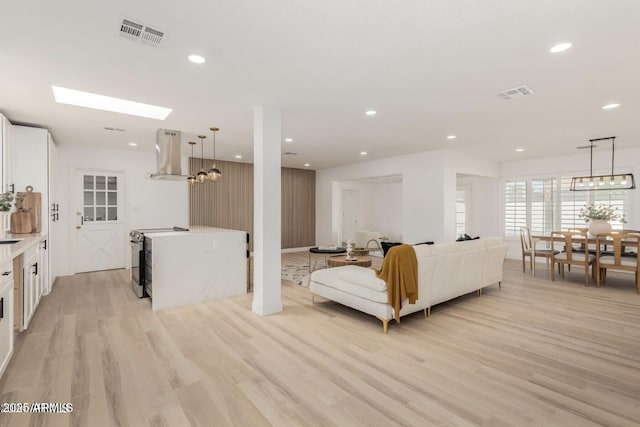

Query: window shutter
<box><xmin>504</xmin><ymin>180</ymin><xmax>527</xmax><ymax>237</ymax></box>
<box><xmin>531</xmin><ymin>178</ymin><xmax>557</xmax><ymax>234</ymax></box>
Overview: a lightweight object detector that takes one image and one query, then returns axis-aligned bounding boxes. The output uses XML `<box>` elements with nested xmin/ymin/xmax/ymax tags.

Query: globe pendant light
<box><xmin>208</xmin><ymin>127</ymin><xmax>222</xmax><ymax>181</ymax></box>
<box><xmin>196</xmin><ymin>135</ymin><xmax>208</xmax><ymax>183</ymax></box>
<box><xmin>187</xmin><ymin>141</ymin><xmax>197</xmax><ymax>185</ymax></box>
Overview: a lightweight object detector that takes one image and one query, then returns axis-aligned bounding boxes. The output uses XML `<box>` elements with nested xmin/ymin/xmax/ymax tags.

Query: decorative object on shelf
<box><xmin>570</xmin><ymin>136</ymin><xmax>635</xmax><ymax>191</ymax></box>
<box><xmin>578</xmin><ymin>203</ymin><xmax>627</xmax><ymax>237</ymax></box>
<box><xmin>345</xmin><ymin>239</ymin><xmax>357</xmax><ymax>261</ymax></box>
<box><xmin>208</xmin><ymin>127</ymin><xmax>222</xmax><ymax>181</ymax></box>
<box><xmin>196</xmin><ymin>135</ymin><xmax>208</xmax><ymax>183</ymax></box>
<box><xmin>187</xmin><ymin>141</ymin><xmax>197</xmax><ymax>185</ymax></box>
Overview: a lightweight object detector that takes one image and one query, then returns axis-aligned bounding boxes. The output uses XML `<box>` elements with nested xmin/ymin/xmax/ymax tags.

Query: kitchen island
<box><xmin>145</xmin><ymin>227</ymin><xmax>247</xmax><ymax>311</ymax></box>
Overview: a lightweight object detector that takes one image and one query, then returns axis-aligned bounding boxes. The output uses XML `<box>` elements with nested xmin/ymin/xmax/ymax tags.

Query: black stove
<box><xmin>130</xmin><ymin>226</ymin><xmax>189</xmax><ymax>298</ymax></box>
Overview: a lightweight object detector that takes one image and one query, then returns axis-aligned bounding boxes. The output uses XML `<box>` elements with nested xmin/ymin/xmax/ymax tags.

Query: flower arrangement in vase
<box><xmin>578</xmin><ymin>203</ymin><xmax>626</xmax><ymax>236</ymax></box>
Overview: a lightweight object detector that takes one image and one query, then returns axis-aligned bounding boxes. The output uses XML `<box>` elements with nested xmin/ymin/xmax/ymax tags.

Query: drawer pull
<box><xmin>0</xmin><ymin>297</ymin><xmax>3</xmax><ymax>320</ymax></box>
<box><xmin>1</xmin><ymin>271</ymin><xmax>10</xmax><ymax>276</ymax></box>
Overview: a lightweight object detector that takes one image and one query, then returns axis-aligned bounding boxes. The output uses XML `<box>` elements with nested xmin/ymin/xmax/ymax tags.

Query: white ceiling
<box><xmin>1</xmin><ymin>0</ymin><xmax>639</xmax><ymax>169</ymax></box>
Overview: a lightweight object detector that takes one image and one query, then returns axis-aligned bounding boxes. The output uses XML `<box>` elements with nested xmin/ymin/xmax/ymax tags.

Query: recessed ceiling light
<box><xmin>515</xmin><ymin>148</ymin><xmax>524</xmax><ymax>152</ymax></box>
<box><xmin>188</xmin><ymin>54</ymin><xmax>206</xmax><ymax>64</ymax></box>
<box><xmin>365</xmin><ymin>110</ymin><xmax>376</xmax><ymax>116</ymax></box>
<box><xmin>304</xmin><ymin>163</ymin><xmax>310</xmax><ymax>167</ymax></box>
<box><xmin>235</xmin><ymin>154</ymin><xmax>242</xmax><ymax>159</ymax></box>
<box><xmin>360</xmin><ymin>151</ymin><xmax>368</xmax><ymax>155</ymax></box>
<box><xmin>52</xmin><ymin>86</ymin><xmax>172</xmax><ymax>120</ymax></box>
<box><xmin>284</xmin><ymin>138</ymin><xmax>293</xmax><ymax>142</ymax></box>
<box><xmin>549</xmin><ymin>42</ymin><xmax>572</xmax><ymax>53</ymax></box>
<box><xmin>447</xmin><ymin>135</ymin><xmax>456</xmax><ymax>140</ymax></box>
<box><xmin>602</xmin><ymin>103</ymin><xmax>621</xmax><ymax>110</ymax></box>
<box><xmin>128</xmin><ymin>142</ymin><xmax>137</xmax><ymax>147</ymax></box>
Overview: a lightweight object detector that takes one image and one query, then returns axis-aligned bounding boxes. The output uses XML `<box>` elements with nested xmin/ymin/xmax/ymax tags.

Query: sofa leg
<box><xmin>423</xmin><ymin>308</ymin><xmax>427</xmax><ymax>319</ymax></box>
<box><xmin>499</xmin><ymin>281</ymin><xmax>502</xmax><ymax>289</ymax></box>
<box><xmin>376</xmin><ymin>317</ymin><xmax>389</xmax><ymax>334</ymax></box>
<box><xmin>311</xmin><ymin>293</ymin><xmax>316</xmax><ymax>304</ymax></box>
<box><xmin>428</xmin><ymin>306</ymin><xmax>431</xmax><ymax>317</ymax></box>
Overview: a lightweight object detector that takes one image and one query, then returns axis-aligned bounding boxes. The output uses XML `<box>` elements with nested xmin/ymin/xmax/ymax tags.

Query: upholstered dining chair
<box><xmin>550</xmin><ymin>230</ymin><xmax>596</xmax><ymax>286</ymax></box>
<box><xmin>595</xmin><ymin>232</ymin><xmax>640</xmax><ymax>293</ymax></box>
<box><xmin>519</xmin><ymin>227</ymin><xmax>559</xmax><ymax>274</ymax></box>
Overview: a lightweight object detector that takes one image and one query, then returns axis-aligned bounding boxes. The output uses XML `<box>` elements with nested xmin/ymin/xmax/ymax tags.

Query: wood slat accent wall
<box><xmin>189</xmin><ymin>158</ymin><xmax>315</xmax><ymax>249</ymax></box>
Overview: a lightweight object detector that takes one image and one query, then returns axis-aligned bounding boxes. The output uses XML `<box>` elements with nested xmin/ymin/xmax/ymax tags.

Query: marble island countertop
<box><xmin>145</xmin><ymin>227</ymin><xmax>248</xmax><ymax>311</ymax></box>
<box><xmin>0</xmin><ymin>231</ymin><xmax>48</xmax><ymax>265</ymax></box>
<box><xmin>144</xmin><ymin>226</ymin><xmax>245</xmax><ymax>238</ymax></box>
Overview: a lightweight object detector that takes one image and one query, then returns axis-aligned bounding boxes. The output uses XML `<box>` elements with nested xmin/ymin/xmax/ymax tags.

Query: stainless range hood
<box><xmin>145</xmin><ymin>129</ymin><xmax>188</xmax><ymax>181</ymax></box>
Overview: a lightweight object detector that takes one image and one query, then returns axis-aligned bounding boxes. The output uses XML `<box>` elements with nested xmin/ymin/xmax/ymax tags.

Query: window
<box><xmin>504</xmin><ymin>180</ymin><xmax>527</xmax><ymax>236</ymax></box>
<box><xmin>504</xmin><ymin>174</ymin><xmax>628</xmax><ymax>237</ymax></box>
<box><xmin>530</xmin><ymin>178</ymin><xmax>557</xmax><ymax>235</ymax></box>
<box><xmin>84</xmin><ymin>174</ymin><xmax>118</xmax><ymax>222</ymax></box>
<box><xmin>456</xmin><ymin>189</ymin><xmax>467</xmax><ymax>236</ymax></box>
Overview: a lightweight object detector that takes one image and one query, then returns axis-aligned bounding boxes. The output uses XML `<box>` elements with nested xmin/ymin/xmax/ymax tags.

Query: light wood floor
<box><xmin>1</xmin><ymin>255</ymin><xmax>640</xmax><ymax>427</ymax></box>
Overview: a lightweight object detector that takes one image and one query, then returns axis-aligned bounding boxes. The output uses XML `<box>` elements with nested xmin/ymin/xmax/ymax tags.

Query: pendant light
<box><xmin>570</xmin><ymin>136</ymin><xmax>635</xmax><ymax>191</ymax></box>
<box><xmin>196</xmin><ymin>135</ymin><xmax>208</xmax><ymax>183</ymax></box>
<box><xmin>187</xmin><ymin>141</ymin><xmax>197</xmax><ymax>185</ymax></box>
<box><xmin>208</xmin><ymin>127</ymin><xmax>222</xmax><ymax>181</ymax></box>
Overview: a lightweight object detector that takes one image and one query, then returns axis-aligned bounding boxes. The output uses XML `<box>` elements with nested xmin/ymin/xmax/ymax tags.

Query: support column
<box><xmin>252</xmin><ymin>106</ymin><xmax>283</xmax><ymax>315</ymax></box>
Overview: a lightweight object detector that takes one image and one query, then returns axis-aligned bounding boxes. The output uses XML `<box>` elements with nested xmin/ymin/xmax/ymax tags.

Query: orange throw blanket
<box><xmin>375</xmin><ymin>244</ymin><xmax>418</xmax><ymax>322</ymax></box>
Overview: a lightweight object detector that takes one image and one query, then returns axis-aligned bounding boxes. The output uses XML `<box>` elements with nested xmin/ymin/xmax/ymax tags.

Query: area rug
<box><xmin>281</xmin><ymin>261</ymin><xmax>326</xmax><ymax>286</ymax></box>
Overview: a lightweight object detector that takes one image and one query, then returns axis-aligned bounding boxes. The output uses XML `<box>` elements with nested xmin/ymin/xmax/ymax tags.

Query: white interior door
<box><xmin>341</xmin><ymin>189</ymin><xmax>359</xmax><ymax>244</ymax></box>
<box><xmin>73</xmin><ymin>169</ymin><xmax>125</xmax><ymax>273</ymax></box>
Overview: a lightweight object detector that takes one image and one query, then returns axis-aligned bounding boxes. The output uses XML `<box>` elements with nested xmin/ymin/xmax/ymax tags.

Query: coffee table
<box><xmin>309</xmin><ymin>246</ymin><xmax>347</xmax><ymax>272</ymax></box>
<box><xmin>327</xmin><ymin>255</ymin><xmax>372</xmax><ymax>268</ymax></box>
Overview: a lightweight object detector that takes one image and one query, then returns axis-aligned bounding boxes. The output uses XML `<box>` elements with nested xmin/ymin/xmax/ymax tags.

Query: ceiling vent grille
<box><xmin>497</xmin><ymin>85</ymin><xmax>534</xmax><ymax>100</ymax></box>
<box><xmin>119</xmin><ymin>18</ymin><xmax>165</xmax><ymax>47</ymax></box>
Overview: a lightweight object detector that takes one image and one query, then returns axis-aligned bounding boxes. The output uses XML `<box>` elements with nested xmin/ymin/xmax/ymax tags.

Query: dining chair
<box><xmin>519</xmin><ymin>227</ymin><xmax>559</xmax><ymax>274</ymax></box>
<box><xmin>595</xmin><ymin>232</ymin><xmax>640</xmax><ymax>293</ymax></box>
<box><xmin>550</xmin><ymin>230</ymin><xmax>596</xmax><ymax>286</ymax></box>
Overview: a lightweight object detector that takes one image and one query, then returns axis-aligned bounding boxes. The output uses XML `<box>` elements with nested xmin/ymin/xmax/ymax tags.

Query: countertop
<box><xmin>145</xmin><ymin>226</ymin><xmax>247</xmax><ymax>238</ymax></box>
<box><xmin>0</xmin><ymin>232</ymin><xmax>47</xmax><ymax>266</ymax></box>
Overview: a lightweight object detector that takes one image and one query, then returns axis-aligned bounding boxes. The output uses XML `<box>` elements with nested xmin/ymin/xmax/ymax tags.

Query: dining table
<box><xmin>530</xmin><ymin>234</ymin><xmax>634</xmax><ymax>276</ymax></box>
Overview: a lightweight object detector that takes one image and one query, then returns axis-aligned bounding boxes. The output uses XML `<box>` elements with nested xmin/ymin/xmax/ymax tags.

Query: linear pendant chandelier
<box><xmin>569</xmin><ymin>136</ymin><xmax>636</xmax><ymax>191</ymax></box>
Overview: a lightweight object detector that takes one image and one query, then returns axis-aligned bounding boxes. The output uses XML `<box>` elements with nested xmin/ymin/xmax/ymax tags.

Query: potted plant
<box><xmin>0</xmin><ymin>192</ymin><xmax>13</xmax><ymax>232</ymax></box>
<box><xmin>578</xmin><ymin>203</ymin><xmax>627</xmax><ymax>236</ymax></box>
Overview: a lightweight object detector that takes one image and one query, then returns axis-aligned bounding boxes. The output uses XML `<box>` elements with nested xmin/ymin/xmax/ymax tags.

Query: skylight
<box><xmin>51</xmin><ymin>86</ymin><xmax>172</xmax><ymax>120</ymax></box>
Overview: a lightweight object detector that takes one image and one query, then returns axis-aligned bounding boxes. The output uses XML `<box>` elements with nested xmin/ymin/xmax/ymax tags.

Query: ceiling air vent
<box><xmin>104</xmin><ymin>127</ymin><xmax>125</xmax><ymax>132</ymax></box>
<box><xmin>118</xmin><ymin>18</ymin><xmax>165</xmax><ymax>47</ymax></box>
<box><xmin>497</xmin><ymin>85</ymin><xmax>534</xmax><ymax>100</ymax></box>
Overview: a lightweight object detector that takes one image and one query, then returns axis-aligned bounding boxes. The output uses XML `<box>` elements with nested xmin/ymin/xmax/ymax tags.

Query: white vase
<box><xmin>588</xmin><ymin>219</ymin><xmax>612</xmax><ymax>237</ymax></box>
<box><xmin>0</xmin><ymin>212</ymin><xmax>9</xmax><ymax>233</ymax></box>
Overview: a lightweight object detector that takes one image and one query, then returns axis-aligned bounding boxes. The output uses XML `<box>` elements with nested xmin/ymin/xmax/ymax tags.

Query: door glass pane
<box><xmin>84</xmin><ymin>207</ymin><xmax>94</xmax><ymax>222</ymax></box>
<box><xmin>108</xmin><ymin>176</ymin><xmax>117</xmax><ymax>190</ymax></box>
<box><xmin>96</xmin><ymin>191</ymin><xmax>106</xmax><ymax>205</ymax></box>
<box><xmin>83</xmin><ymin>175</ymin><xmax>94</xmax><ymax>190</ymax></box>
<box><xmin>84</xmin><ymin>191</ymin><xmax>94</xmax><ymax>205</ymax></box>
<box><xmin>108</xmin><ymin>207</ymin><xmax>117</xmax><ymax>221</ymax></box>
<box><xmin>108</xmin><ymin>192</ymin><xmax>117</xmax><ymax>206</ymax></box>
<box><xmin>96</xmin><ymin>176</ymin><xmax>105</xmax><ymax>190</ymax></box>
<box><xmin>96</xmin><ymin>207</ymin><xmax>106</xmax><ymax>221</ymax></box>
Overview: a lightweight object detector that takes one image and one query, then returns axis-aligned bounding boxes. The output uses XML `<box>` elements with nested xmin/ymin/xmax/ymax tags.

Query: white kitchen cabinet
<box><xmin>0</xmin><ymin>114</ymin><xmax>15</xmax><ymax>194</ymax></box>
<box><xmin>0</xmin><ymin>261</ymin><xmax>14</xmax><ymax>378</ymax></box>
<box><xmin>14</xmin><ymin>126</ymin><xmax>57</xmax><ymax>292</ymax></box>
<box><xmin>22</xmin><ymin>245</ymin><xmax>40</xmax><ymax>330</ymax></box>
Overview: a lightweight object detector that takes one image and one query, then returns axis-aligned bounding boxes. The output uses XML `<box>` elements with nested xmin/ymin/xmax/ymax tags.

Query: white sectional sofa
<box><xmin>310</xmin><ymin>237</ymin><xmax>508</xmax><ymax>332</ymax></box>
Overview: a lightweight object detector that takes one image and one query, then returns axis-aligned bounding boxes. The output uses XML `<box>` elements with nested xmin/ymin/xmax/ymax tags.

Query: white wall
<box><xmin>55</xmin><ymin>145</ymin><xmax>188</xmax><ymax>276</ymax></box>
<box><xmin>456</xmin><ymin>175</ymin><xmax>499</xmax><ymax>237</ymax></box>
<box><xmin>360</xmin><ymin>181</ymin><xmax>403</xmax><ymax>242</ymax></box>
<box><xmin>500</xmin><ymin>147</ymin><xmax>640</xmax><ymax>259</ymax></box>
<box><xmin>316</xmin><ymin>149</ymin><xmax>499</xmax><ymax>245</ymax></box>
